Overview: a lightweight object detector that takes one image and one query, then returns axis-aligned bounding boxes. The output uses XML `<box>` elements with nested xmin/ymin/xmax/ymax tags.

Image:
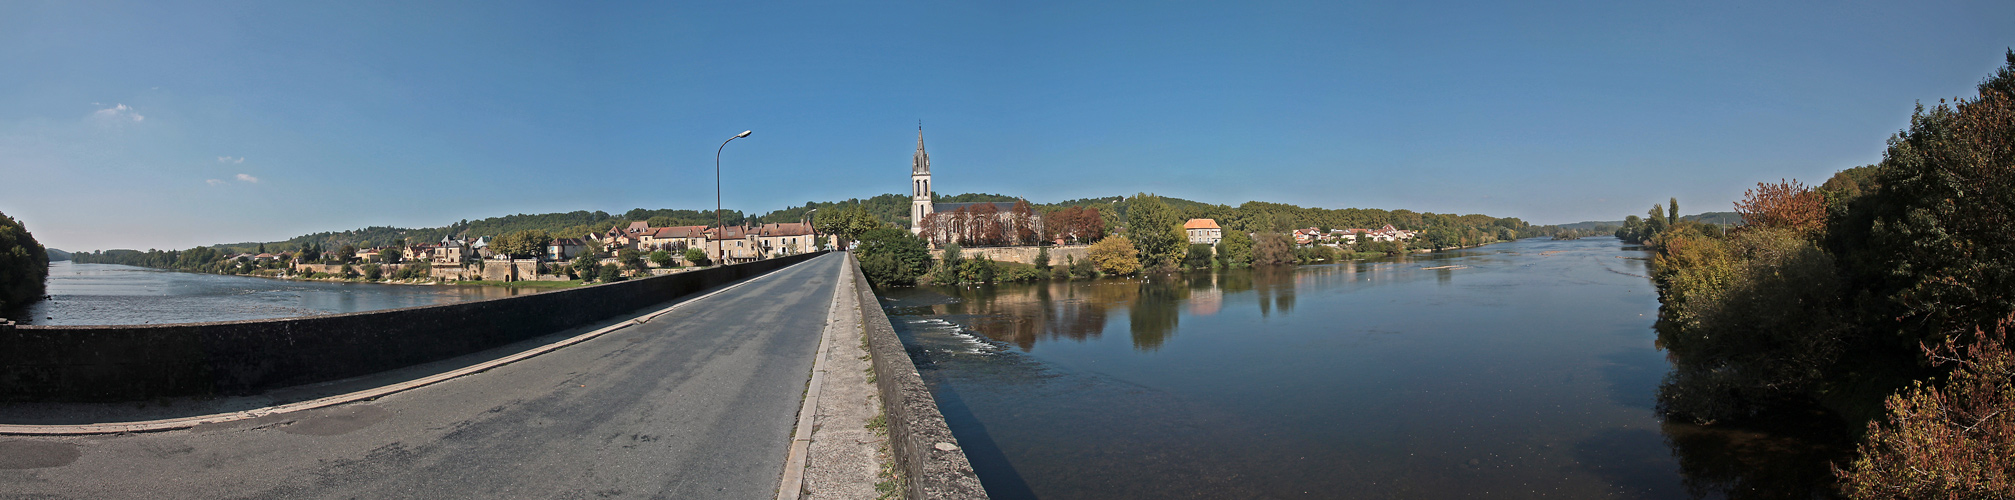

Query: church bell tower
<box><xmin>910</xmin><ymin>124</ymin><xmax>933</xmax><ymax>234</ymax></box>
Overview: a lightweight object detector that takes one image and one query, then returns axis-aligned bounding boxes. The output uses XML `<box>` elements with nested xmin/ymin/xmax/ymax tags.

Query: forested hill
<box><xmin>96</xmin><ymin>192</ymin><xmax>1556</xmax><ymax>254</ymax></box>
<box><xmin>1554</xmin><ymin>211</ymin><xmax>1740</xmax><ymax>232</ymax></box>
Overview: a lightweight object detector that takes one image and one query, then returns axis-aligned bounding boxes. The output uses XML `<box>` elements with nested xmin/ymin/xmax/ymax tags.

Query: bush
<box><xmin>393</xmin><ymin>262</ymin><xmax>432</xmax><ymax>280</ymax></box>
<box><xmin>340</xmin><ymin>264</ymin><xmax>358</xmax><ymax>278</ymax></box>
<box><xmin>597</xmin><ymin>264</ymin><xmax>623</xmax><ymax>282</ymax></box>
<box><xmin>1088</xmin><ymin>235</ymin><xmax>1141</xmax><ymax>276</ymax></box>
<box><xmin>1839</xmin><ymin>314</ymin><xmax>2015</xmax><ymax>498</ymax></box>
<box><xmin>362</xmin><ymin>263</ymin><xmax>383</xmax><ymax>281</ymax></box>
<box><xmin>683</xmin><ymin>247</ymin><xmax>710</xmax><ymax>267</ymax></box>
<box><xmin>958</xmin><ymin>254</ymin><xmax>997</xmax><ymax>284</ymax></box>
<box><xmin>649</xmin><ymin>250</ymin><xmax>675</xmax><ymax>268</ymax></box>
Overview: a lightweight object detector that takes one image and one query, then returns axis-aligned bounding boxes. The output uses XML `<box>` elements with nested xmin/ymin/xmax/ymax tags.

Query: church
<box><xmin>908</xmin><ymin>126</ymin><xmax>1040</xmax><ymax>246</ymax></box>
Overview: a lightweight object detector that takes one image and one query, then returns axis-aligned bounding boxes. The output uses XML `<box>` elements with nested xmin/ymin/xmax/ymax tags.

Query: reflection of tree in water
<box><xmin>1659</xmin><ymin>414</ymin><xmax>1851</xmax><ymax>499</ymax></box>
<box><xmin>1250</xmin><ymin>266</ymin><xmax>1296</xmax><ymax>317</ymax></box>
<box><xmin>1128</xmin><ymin>279</ymin><xmax>1185</xmax><ymax>351</ymax></box>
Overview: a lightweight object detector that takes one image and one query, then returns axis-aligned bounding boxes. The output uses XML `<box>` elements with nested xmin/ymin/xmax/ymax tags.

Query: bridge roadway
<box><xmin>0</xmin><ymin>252</ymin><xmax>847</xmax><ymax>499</ymax></box>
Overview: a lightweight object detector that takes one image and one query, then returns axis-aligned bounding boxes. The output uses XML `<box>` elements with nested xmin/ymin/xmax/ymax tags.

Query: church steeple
<box><xmin>910</xmin><ymin>123</ymin><xmax>934</xmax><ymax>234</ymax></box>
<box><xmin>912</xmin><ymin>124</ymin><xmax>930</xmax><ymax>174</ymax></box>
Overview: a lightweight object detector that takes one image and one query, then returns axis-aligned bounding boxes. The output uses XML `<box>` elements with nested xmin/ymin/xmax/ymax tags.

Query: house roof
<box><xmin>627</xmin><ymin>221</ymin><xmax>651</xmax><ymax>233</ymax></box>
<box><xmin>757</xmin><ymin>222</ymin><xmax>814</xmax><ymax>236</ymax></box>
<box><xmin>1183</xmin><ymin>218</ymin><xmax>1220</xmax><ymax>230</ymax></box>
<box><xmin>652</xmin><ymin>226</ymin><xmax>707</xmax><ymax>238</ymax></box>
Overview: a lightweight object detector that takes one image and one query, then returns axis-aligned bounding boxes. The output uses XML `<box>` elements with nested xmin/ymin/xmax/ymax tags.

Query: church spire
<box><xmin>912</xmin><ymin>122</ymin><xmax>930</xmax><ymax>174</ymax></box>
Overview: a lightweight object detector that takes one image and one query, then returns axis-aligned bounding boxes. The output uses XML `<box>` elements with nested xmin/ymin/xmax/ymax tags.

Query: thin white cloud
<box><xmin>206</xmin><ymin>179</ymin><xmax>225</xmax><ymax>186</ymax></box>
<box><xmin>235</xmin><ymin>173</ymin><xmax>259</xmax><ymax>183</ymax></box>
<box><xmin>217</xmin><ymin>156</ymin><xmax>244</xmax><ymax>164</ymax></box>
<box><xmin>92</xmin><ymin>103</ymin><xmax>144</xmax><ymax>123</ymax></box>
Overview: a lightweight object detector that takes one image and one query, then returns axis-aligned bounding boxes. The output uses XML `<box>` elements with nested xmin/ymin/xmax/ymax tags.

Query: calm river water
<box><xmin>8</xmin><ymin>261</ymin><xmax>547</xmax><ymax>326</ymax></box>
<box><xmin>881</xmin><ymin>237</ymin><xmax>1846</xmax><ymax>499</ymax></box>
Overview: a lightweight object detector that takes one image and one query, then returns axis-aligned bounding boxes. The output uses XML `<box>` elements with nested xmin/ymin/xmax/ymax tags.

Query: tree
<box><xmin>493</xmin><ymin>229</ymin><xmax>553</xmax><ymax>259</ymax></box>
<box><xmin>683</xmin><ymin>247</ymin><xmax>710</xmax><ymax>267</ymax></box>
<box><xmin>1010</xmin><ymin>199</ymin><xmax>1039</xmax><ymax>245</ymax></box>
<box><xmin>0</xmin><ymin>211</ymin><xmax>48</xmax><ymax>311</ymax></box>
<box><xmin>1087</xmin><ymin>235</ymin><xmax>1140</xmax><ymax>276</ymax></box>
<box><xmin>1252</xmin><ymin>232</ymin><xmax>1296</xmax><ymax>266</ymax></box>
<box><xmin>1734</xmin><ymin>180</ymin><xmax>1824</xmax><ymax>236</ymax></box>
<box><xmin>1184</xmin><ymin>243</ymin><xmax>1214</xmax><ymax>269</ymax></box>
<box><xmin>856</xmin><ymin>227</ymin><xmax>932</xmax><ymax>287</ymax></box>
<box><xmin>1033</xmin><ymin>246</ymin><xmax>1051</xmax><ymax>273</ymax></box>
<box><xmin>649</xmin><ymin>250</ymin><xmax>675</xmax><ymax>268</ymax></box>
<box><xmin>1126</xmin><ymin>194</ymin><xmax>1184</xmax><ymax>270</ymax></box>
<box><xmin>598</xmin><ymin>264</ymin><xmax>623</xmax><ymax>282</ymax></box>
<box><xmin>1668</xmin><ymin>197</ymin><xmax>1680</xmax><ymax>226</ymax></box>
<box><xmin>381</xmin><ymin>247</ymin><xmax>403</xmax><ymax>264</ymax></box>
<box><xmin>1217</xmin><ymin>231</ymin><xmax>1253</xmax><ymax>267</ymax></box>
<box><xmin>572</xmin><ymin>254</ymin><xmax>599</xmax><ymax>279</ymax></box>
<box><xmin>336</xmin><ymin>244</ymin><xmax>357</xmax><ymax>263</ymax></box>
<box><xmin>362</xmin><ymin>263</ymin><xmax>383</xmax><ymax>281</ymax></box>
<box><xmin>617</xmin><ymin>248</ymin><xmax>646</xmax><ymax>272</ymax></box>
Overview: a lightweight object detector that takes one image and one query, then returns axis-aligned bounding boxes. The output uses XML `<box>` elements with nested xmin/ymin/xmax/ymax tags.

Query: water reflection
<box><xmin>883</xmin><ymin>239</ymin><xmax>1848</xmax><ymax>499</ymax></box>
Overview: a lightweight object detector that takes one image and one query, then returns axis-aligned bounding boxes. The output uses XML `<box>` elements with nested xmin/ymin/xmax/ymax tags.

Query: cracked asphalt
<box><xmin>0</xmin><ymin>253</ymin><xmax>843</xmax><ymax>500</ymax></box>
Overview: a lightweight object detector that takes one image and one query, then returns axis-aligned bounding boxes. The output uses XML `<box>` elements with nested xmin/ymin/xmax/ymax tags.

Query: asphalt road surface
<box><xmin>0</xmin><ymin>253</ymin><xmax>845</xmax><ymax>499</ymax></box>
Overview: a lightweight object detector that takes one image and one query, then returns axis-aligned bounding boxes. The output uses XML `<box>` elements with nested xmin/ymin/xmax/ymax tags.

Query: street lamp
<box><xmin>716</xmin><ymin>130</ymin><xmax>751</xmax><ymax>265</ymax></box>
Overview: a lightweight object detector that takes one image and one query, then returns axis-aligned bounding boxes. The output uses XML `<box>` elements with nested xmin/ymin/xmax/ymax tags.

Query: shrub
<box><xmin>362</xmin><ymin>263</ymin><xmax>382</xmax><ymax>281</ymax></box>
<box><xmin>649</xmin><ymin>250</ymin><xmax>675</xmax><ymax>268</ymax></box>
<box><xmin>1217</xmin><ymin>231</ymin><xmax>1253</xmax><ymax>267</ymax></box>
<box><xmin>1088</xmin><ymin>235</ymin><xmax>1140</xmax><ymax>276</ymax></box>
<box><xmin>683</xmin><ymin>247</ymin><xmax>711</xmax><ymax>267</ymax></box>
<box><xmin>958</xmin><ymin>254</ymin><xmax>997</xmax><ymax>284</ymax></box>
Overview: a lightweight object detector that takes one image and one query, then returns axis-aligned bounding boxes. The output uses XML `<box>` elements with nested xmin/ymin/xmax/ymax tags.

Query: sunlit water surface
<box><xmin>881</xmin><ymin>237</ymin><xmax>1845</xmax><ymax>499</ymax></box>
<box><xmin>10</xmin><ymin>261</ymin><xmax>547</xmax><ymax>326</ymax></box>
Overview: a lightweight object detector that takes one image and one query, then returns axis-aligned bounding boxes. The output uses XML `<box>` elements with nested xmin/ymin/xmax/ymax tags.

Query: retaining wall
<box><xmin>948</xmin><ymin>245</ymin><xmax>1087</xmax><ymax>266</ymax></box>
<box><xmin>850</xmin><ymin>255</ymin><xmax>989</xmax><ymax>499</ymax></box>
<box><xmin>0</xmin><ymin>252</ymin><xmax>826</xmax><ymax>402</ymax></box>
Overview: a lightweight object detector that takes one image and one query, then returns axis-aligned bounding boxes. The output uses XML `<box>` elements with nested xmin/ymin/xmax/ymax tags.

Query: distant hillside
<box><xmin>1555</xmin><ymin>212</ymin><xmax>1742</xmax><ymax>232</ymax></box>
<box><xmin>45</xmin><ymin>248</ymin><xmax>70</xmax><ymax>261</ymax></box>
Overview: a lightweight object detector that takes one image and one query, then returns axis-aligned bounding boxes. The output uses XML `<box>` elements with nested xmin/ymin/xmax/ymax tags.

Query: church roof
<box><xmin>932</xmin><ymin>201</ymin><xmax>1020</xmax><ymax>213</ymax></box>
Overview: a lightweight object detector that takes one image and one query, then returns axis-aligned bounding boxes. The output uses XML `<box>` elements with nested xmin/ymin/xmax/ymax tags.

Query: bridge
<box><xmin>0</xmin><ymin>253</ymin><xmax>983</xmax><ymax>499</ymax></box>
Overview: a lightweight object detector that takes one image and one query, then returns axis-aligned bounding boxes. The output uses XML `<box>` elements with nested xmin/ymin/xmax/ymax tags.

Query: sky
<box><xmin>3</xmin><ymin>1</ymin><xmax>2012</xmax><ymax>251</ymax></box>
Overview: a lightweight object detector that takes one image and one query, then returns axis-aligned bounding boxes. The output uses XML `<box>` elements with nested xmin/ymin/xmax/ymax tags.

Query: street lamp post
<box><xmin>715</xmin><ymin>130</ymin><xmax>751</xmax><ymax>266</ymax></box>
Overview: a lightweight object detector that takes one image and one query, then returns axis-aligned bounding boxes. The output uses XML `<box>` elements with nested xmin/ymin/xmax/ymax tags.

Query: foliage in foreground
<box><xmin>1839</xmin><ymin>315</ymin><xmax>2015</xmax><ymax>499</ymax></box>
<box><xmin>0</xmin><ymin>211</ymin><xmax>48</xmax><ymax>311</ymax></box>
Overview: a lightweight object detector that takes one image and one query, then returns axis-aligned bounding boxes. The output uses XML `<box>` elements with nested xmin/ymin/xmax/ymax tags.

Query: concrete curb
<box><xmin>776</xmin><ymin>253</ymin><xmax>851</xmax><ymax>499</ymax></box>
<box><xmin>852</xmin><ymin>259</ymin><xmax>990</xmax><ymax>499</ymax></box>
<box><xmin>0</xmin><ymin>256</ymin><xmax>818</xmax><ymax>436</ymax></box>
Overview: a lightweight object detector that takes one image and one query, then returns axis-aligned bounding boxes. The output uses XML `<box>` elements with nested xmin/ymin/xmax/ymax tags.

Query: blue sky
<box><xmin>3</xmin><ymin>1</ymin><xmax>2012</xmax><ymax>251</ymax></box>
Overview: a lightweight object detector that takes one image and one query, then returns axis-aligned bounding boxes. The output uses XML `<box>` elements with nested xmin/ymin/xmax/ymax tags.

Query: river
<box><xmin>880</xmin><ymin>237</ymin><xmax>1846</xmax><ymax>499</ymax></box>
<box><xmin>8</xmin><ymin>261</ymin><xmax>548</xmax><ymax>326</ymax></box>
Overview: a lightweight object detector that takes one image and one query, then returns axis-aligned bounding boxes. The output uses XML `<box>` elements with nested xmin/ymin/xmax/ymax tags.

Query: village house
<box><xmin>1184</xmin><ymin>218</ymin><xmax>1222</xmax><ymax>245</ymax></box>
<box><xmin>754</xmin><ymin>222</ymin><xmax>816</xmax><ymax>257</ymax></box>
<box><xmin>546</xmin><ymin>238</ymin><xmax>586</xmax><ymax>262</ymax></box>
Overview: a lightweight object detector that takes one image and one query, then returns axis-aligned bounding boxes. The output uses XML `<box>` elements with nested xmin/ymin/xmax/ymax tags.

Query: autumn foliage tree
<box><xmin>1087</xmin><ymin>235</ymin><xmax>1140</xmax><ymax>276</ymax></box>
<box><xmin>1734</xmin><ymin>179</ymin><xmax>1826</xmax><ymax>236</ymax></box>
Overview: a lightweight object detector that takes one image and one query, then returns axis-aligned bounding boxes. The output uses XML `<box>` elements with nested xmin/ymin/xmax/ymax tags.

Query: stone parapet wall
<box><xmin>0</xmin><ymin>252</ymin><xmax>826</xmax><ymax>402</ymax></box>
<box><xmin>849</xmin><ymin>254</ymin><xmax>989</xmax><ymax>499</ymax></box>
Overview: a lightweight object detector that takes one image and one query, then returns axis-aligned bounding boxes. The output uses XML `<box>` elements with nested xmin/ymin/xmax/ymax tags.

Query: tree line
<box><xmin>1638</xmin><ymin>50</ymin><xmax>2015</xmax><ymax>498</ymax></box>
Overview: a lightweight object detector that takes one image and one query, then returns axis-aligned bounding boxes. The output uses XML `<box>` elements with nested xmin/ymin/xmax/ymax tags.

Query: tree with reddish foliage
<box><xmin>1010</xmin><ymin>199</ymin><xmax>1038</xmax><ymax>245</ymax></box>
<box><xmin>972</xmin><ymin>203</ymin><xmax>1003</xmax><ymax>246</ymax></box>
<box><xmin>1734</xmin><ymin>179</ymin><xmax>1825</xmax><ymax>236</ymax></box>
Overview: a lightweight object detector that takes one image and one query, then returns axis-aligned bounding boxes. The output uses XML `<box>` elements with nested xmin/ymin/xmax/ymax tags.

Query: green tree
<box><xmin>932</xmin><ymin>243</ymin><xmax>964</xmax><ymax>285</ymax></box>
<box><xmin>856</xmin><ymin>227</ymin><xmax>932</xmax><ymax>287</ymax></box>
<box><xmin>1217</xmin><ymin>231</ymin><xmax>1253</xmax><ymax>267</ymax></box>
<box><xmin>1668</xmin><ymin>197</ymin><xmax>1680</xmax><ymax>226</ymax></box>
<box><xmin>0</xmin><ymin>211</ymin><xmax>49</xmax><ymax>311</ymax></box>
<box><xmin>381</xmin><ymin>247</ymin><xmax>403</xmax><ymax>264</ymax></box>
<box><xmin>337</xmin><ymin>244</ymin><xmax>357</xmax><ymax>263</ymax></box>
<box><xmin>649</xmin><ymin>250</ymin><xmax>675</xmax><ymax>268</ymax></box>
<box><xmin>617</xmin><ymin>248</ymin><xmax>646</xmax><ymax>272</ymax></box>
<box><xmin>1087</xmin><ymin>235</ymin><xmax>1141</xmax><ymax>276</ymax></box>
<box><xmin>683</xmin><ymin>247</ymin><xmax>710</xmax><ymax>267</ymax></box>
<box><xmin>493</xmin><ymin>229</ymin><xmax>553</xmax><ymax>259</ymax></box>
<box><xmin>1183</xmin><ymin>243</ymin><xmax>1214</xmax><ymax>268</ymax></box>
<box><xmin>1033</xmin><ymin>246</ymin><xmax>1051</xmax><ymax>273</ymax></box>
<box><xmin>362</xmin><ymin>263</ymin><xmax>383</xmax><ymax>281</ymax></box>
<box><xmin>598</xmin><ymin>264</ymin><xmax>623</xmax><ymax>282</ymax></box>
<box><xmin>1126</xmin><ymin>194</ymin><xmax>1184</xmax><ymax>270</ymax></box>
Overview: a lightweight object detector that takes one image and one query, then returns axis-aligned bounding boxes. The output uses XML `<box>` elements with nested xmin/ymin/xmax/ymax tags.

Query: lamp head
<box><xmin>736</xmin><ymin>130</ymin><xmax>752</xmax><ymax>138</ymax></box>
